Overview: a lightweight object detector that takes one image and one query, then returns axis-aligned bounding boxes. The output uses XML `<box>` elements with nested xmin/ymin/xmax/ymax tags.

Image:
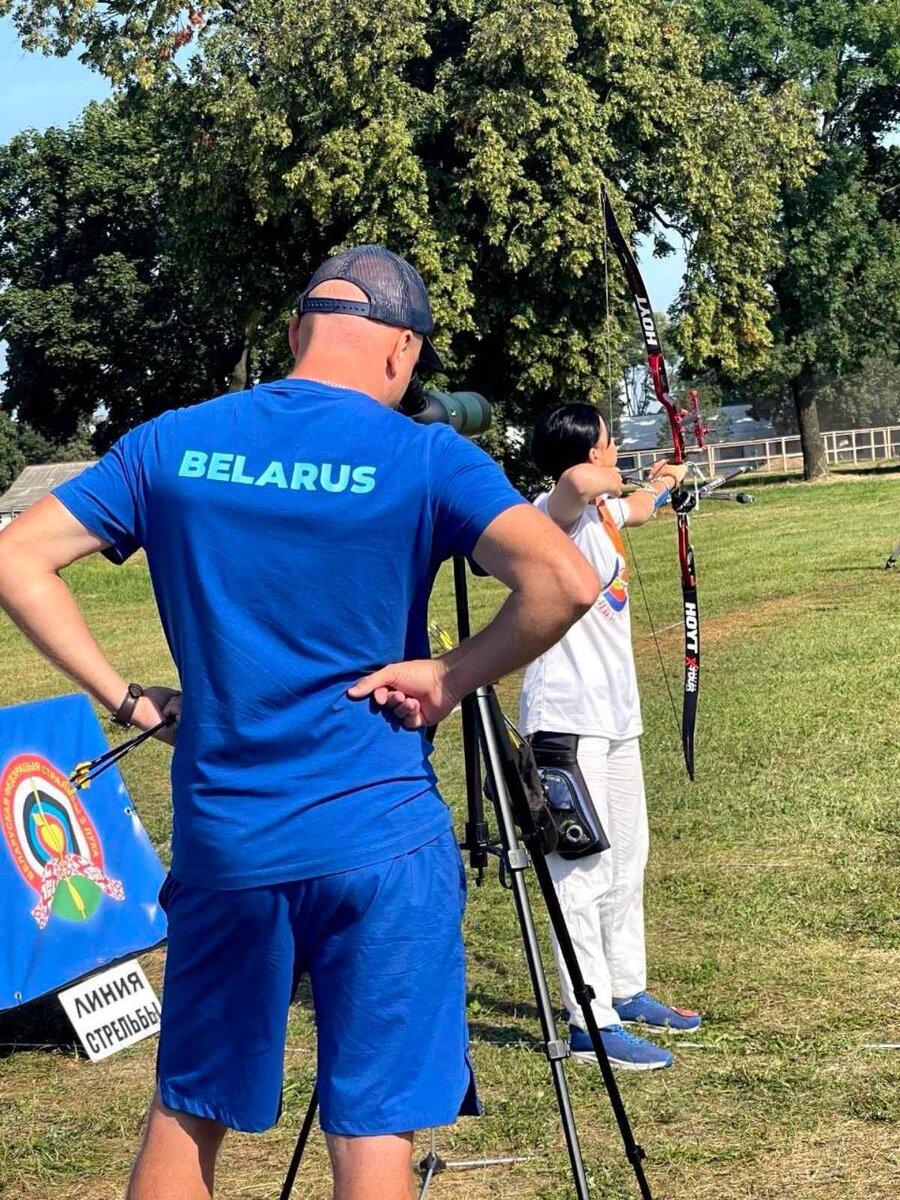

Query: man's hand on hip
<box><xmin>348</xmin><ymin>660</ymin><xmax>459</xmax><ymax>729</ymax></box>
<box><xmin>349</xmin><ymin>506</ymin><xmax>600</xmax><ymax>732</ymax></box>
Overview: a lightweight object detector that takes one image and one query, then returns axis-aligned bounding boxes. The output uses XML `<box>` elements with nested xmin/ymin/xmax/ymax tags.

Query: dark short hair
<box><xmin>531</xmin><ymin>403</ymin><xmax>605</xmax><ymax>481</ymax></box>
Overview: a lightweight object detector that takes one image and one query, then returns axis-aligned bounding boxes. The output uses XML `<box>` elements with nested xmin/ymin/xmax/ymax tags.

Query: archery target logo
<box><xmin>1</xmin><ymin>754</ymin><xmax>124</xmax><ymax>927</ymax></box>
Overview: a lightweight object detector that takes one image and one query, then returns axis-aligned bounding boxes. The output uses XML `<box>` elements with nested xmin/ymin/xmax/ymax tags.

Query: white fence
<box><xmin>618</xmin><ymin>425</ymin><xmax>900</xmax><ymax>477</ymax></box>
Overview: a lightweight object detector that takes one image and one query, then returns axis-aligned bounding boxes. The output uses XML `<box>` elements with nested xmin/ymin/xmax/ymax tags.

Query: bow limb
<box><xmin>602</xmin><ymin>192</ymin><xmax>698</xmax><ymax>780</ymax></box>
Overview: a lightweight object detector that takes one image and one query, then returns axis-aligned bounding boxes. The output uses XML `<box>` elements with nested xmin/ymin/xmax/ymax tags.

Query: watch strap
<box><xmin>112</xmin><ymin>683</ymin><xmax>144</xmax><ymax>728</ymax></box>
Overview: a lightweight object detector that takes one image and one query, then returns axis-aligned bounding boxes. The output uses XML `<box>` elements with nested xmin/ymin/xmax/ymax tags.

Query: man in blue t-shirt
<box><xmin>0</xmin><ymin>245</ymin><xmax>598</xmax><ymax>1200</ymax></box>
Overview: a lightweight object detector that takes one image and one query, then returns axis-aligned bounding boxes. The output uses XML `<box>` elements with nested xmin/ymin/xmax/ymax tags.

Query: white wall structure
<box><xmin>0</xmin><ymin>462</ymin><xmax>95</xmax><ymax>527</ymax></box>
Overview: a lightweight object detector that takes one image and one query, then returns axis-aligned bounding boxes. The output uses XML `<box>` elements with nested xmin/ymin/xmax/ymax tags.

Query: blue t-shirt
<box><xmin>54</xmin><ymin>380</ymin><xmax>525</xmax><ymax>889</ymax></box>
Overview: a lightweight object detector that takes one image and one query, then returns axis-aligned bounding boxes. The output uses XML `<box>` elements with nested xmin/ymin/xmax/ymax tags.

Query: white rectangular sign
<box><xmin>58</xmin><ymin>959</ymin><xmax>161</xmax><ymax>1062</ymax></box>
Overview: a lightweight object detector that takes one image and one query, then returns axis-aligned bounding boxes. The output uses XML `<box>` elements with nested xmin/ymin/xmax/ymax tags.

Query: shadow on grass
<box><xmin>0</xmin><ymin>992</ymin><xmax>80</xmax><ymax>1059</ymax></box>
<box><xmin>823</xmin><ymin>565</ymin><xmax>897</xmax><ymax>573</ymax></box>
<box><xmin>467</xmin><ymin>992</ymin><xmax>543</xmax><ymax>1023</ymax></box>
<box><xmin>467</xmin><ymin>948</ymin><xmax>517</xmax><ymax>978</ymax></box>
<box><xmin>468</xmin><ymin>1020</ymin><xmax>545</xmax><ymax>1049</ymax></box>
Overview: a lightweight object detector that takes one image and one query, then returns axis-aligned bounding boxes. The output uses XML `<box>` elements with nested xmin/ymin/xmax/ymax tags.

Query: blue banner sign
<box><xmin>0</xmin><ymin>694</ymin><xmax>166</xmax><ymax>1010</ymax></box>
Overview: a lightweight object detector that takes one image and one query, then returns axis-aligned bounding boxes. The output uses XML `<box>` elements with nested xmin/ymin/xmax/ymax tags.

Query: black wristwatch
<box><xmin>112</xmin><ymin>683</ymin><xmax>144</xmax><ymax>728</ymax></box>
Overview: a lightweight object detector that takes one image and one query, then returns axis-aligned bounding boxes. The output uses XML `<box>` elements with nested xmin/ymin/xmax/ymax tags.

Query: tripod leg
<box><xmin>455</xmin><ymin>557</ymin><xmax>490</xmax><ymax>879</ymax></box>
<box><xmin>279</xmin><ymin>1085</ymin><xmax>319</xmax><ymax>1200</ymax></box>
<box><xmin>475</xmin><ymin>690</ymin><xmax>592</xmax><ymax>1200</ymax></box>
<box><xmin>417</xmin><ymin>1156</ymin><xmax>440</xmax><ymax>1200</ymax></box>
<box><xmin>478</xmin><ymin>687</ymin><xmax>655</xmax><ymax>1200</ymax></box>
<box><xmin>460</xmin><ymin>692</ymin><xmax>490</xmax><ymax>878</ymax></box>
<box><xmin>417</xmin><ymin>1131</ymin><xmax>446</xmax><ymax>1199</ymax></box>
<box><xmin>529</xmin><ymin>846</ymin><xmax>654</xmax><ymax>1200</ymax></box>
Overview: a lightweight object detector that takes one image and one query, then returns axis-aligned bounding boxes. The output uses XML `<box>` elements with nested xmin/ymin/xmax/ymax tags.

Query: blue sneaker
<box><xmin>569</xmin><ymin>1024</ymin><xmax>673</xmax><ymax>1071</ymax></box>
<box><xmin>613</xmin><ymin>991</ymin><xmax>702</xmax><ymax>1033</ymax></box>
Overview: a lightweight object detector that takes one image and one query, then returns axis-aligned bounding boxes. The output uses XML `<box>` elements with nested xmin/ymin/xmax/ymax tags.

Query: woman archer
<box><xmin>520</xmin><ymin>402</ymin><xmax>702</xmax><ymax>1071</ymax></box>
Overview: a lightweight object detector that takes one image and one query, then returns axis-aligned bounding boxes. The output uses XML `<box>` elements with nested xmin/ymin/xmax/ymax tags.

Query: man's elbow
<box><xmin>0</xmin><ymin>536</ymin><xmax>16</xmax><ymax>597</ymax></box>
<box><xmin>0</xmin><ymin>532</ymin><xmax>37</xmax><ymax>602</ymax></box>
<box><xmin>557</xmin><ymin>556</ymin><xmax>600</xmax><ymax>619</ymax></box>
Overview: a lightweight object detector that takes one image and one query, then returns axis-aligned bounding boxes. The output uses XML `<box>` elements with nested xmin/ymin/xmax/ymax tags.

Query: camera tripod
<box><xmin>278</xmin><ymin>557</ymin><xmax>654</xmax><ymax>1200</ymax></box>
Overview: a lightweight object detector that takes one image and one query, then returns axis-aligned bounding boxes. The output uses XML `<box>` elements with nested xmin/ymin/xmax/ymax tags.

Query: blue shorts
<box><xmin>156</xmin><ymin>828</ymin><xmax>478</xmax><ymax>1135</ymax></box>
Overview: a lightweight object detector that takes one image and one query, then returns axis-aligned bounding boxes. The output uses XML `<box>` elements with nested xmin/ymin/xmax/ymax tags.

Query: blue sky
<box><xmin>0</xmin><ymin>15</ymin><xmax>686</xmax><ymax>309</ymax></box>
<box><xmin>0</xmin><ymin>19</ymin><xmax>109</xmax><ymax>144</ymax></box>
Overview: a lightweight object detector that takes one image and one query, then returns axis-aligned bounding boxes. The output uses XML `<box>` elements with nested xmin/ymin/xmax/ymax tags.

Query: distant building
<box><xmin>0</xmin><ymin>462</ymin><xmax>94</xmax><ymax>530</ymax></box>
<box><xmin>617</xmin><ymin>405</ymin><xmax>776</xmax><ymax>471</ymax></box>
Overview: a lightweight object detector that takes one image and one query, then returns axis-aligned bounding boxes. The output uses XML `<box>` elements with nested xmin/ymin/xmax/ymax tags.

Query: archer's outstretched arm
<box><xmin>621</xmin><ymin>461</ymin><xmax>689</xmax><ymax>527</ymax></box>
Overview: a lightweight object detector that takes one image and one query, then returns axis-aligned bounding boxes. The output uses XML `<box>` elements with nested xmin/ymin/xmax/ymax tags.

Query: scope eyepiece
<box><xmin>399</xmin><ymin>375</ymin><xmax>492</xmax><ymax>436</ymax></box>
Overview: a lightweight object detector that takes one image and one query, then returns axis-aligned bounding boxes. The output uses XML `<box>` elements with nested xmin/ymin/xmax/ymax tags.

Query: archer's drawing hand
<box><xmin>647</xmin><ymin>460</ymin><xmax>688</xmax><ymax>488</ymax></box>
<box><xmin>134</xmin><ymin>686</ymin><xmax>181</xmax><ymax>746</ymax></box>
<box><xmin>586</xmin><ymin>465</ymin><xmax>624</xmax><ymax>497</ymax></box>
<box><xmin>348</xmin><ymin>659</ymin><xmax>459</xmax><ymax>730</ymax></box>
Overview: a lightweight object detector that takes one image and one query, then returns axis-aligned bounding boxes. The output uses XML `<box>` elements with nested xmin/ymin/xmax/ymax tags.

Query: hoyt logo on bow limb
<box><xmin>636</xmin><ymin>298</ymin><xmax>660</xmax><ymax>350</ymax></box>
<box><xmin>684</xmin><ymin>604</ymin><xmax>699</xmax><ymax>694</ymax></box>
<box><xmin>0</xmin><ymin>754</ymin><xmax>125</xmax><ymax>929</ymax></box>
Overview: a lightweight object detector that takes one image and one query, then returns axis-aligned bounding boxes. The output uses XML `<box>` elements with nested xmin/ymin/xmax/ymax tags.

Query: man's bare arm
<box><xmin>0</xmin><ymin>496</ymin><xmax>177</xmax><ymax>735</ymax></box>
<box><xmin>443</xmin><ymin>504</ymin><xmax>599</xmax><ymax>696</ymax></box>
<box><xmin>349</xmin><ymin>504</ymin><xmax>599</xmax><ymax>727</ymax></box>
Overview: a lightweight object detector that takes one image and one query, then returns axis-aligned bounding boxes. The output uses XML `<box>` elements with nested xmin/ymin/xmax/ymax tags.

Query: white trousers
<box><xmin>547</xmin><ymin>735</ymin><xmax>649</xmax><ymax>1030</ymax></box>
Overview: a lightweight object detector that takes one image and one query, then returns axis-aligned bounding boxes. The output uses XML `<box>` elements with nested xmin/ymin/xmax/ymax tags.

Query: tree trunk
<box><xmin>227</xmin><ymin>316</ymin><xmax>258</xmax><ymax>394</ymax></box>
<box><xmin>792</xmin><ymin>368</ymin><xmax>829</xmax><ymax>479</ymax></box>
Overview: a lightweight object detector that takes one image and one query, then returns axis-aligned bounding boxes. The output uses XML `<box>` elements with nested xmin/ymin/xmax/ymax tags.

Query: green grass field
<box><xmin>1</xmin><ymin>471</ymin><xmax>900</xmax><ymax>1200</ymax></box>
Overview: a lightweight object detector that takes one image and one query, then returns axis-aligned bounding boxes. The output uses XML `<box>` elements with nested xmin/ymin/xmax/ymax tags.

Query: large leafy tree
<box><xmin>0</xmin><ymin>0</ymin><xmax>816</xmax><ymax>473</ymax></box>
<box><xmin>0</xmin><ymin>99</ymin><xmax>243</xmax><ymax>446</ymax></box>
<box><xmin>0</xmin><ymin>413</ymin><xmax>26</xmax><ymax>493</ymax></box>
<box><xmin>689</xmin><ymin>0</ymin><xmax>900</xmax><ymax>478</ymax></box>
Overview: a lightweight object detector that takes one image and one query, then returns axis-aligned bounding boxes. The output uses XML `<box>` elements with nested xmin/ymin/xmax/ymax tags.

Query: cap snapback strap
<box><xmin>297</xmin><ymin>298</ymin><xmax>372</xmax><ymax>318</ymax></box>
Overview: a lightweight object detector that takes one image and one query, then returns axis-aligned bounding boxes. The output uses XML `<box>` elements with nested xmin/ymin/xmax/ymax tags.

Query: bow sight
<box><xmin>671</xmin><ymin>463</ymin><xmax>755</xmax><ymax>514</ymax></box>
